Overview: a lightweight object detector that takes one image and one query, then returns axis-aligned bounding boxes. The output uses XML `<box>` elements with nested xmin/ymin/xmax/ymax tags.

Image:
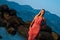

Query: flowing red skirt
<box><xmin>28</xmin><ymin>17</ymin><xmax>42</xmax><ymax>40</ymax></box>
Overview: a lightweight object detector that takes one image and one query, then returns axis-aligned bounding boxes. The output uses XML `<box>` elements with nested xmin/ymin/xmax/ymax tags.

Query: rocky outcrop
<box><xmin>0</xmin><ymin>4</ymin><xmax>59</xmax><ymax>40</ymax></box>
<box><xmin>0</xmin><ymin>35</ymin><xmax>2</xmax><ymax>39</ymax></box>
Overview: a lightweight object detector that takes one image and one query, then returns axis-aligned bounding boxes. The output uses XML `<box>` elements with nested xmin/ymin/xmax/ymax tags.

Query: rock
<box><xmin>0</xmin><ymin>7</ymin><xmax>3</xmax><ymax>17</ymax></box>
<box><xmin>58</xmin><ymin>35</ymin><xmax>60</xmax><ymax>40</ymax></box>
<box><xmin>52</xmin><ymin>32</ymin><xmax>59</xmax><ymax>40</ymax></box>
<box><xmin>6</xmin><ymin>15</ymin><xmax>24</xmax><ymax>35</ymax></box>
<box><xmin>36</xmin><ymin>32</ymin><xmax>54</xmax><ymax>40</ymax></box>
<box><xmin>40</xmin><ymin>25</ymin><xmax>52</xmax><ymax>33</ymax></box>
<box><xmin>24</xmin><ymin>21</ymin><xmax>31</xmax><ymax>28</ymax></box>
<box><xmin>1</xmin><ymin>4</ymin><xmax>9</xmax><ymax>12</ymax></box>
<box><xmin>0</xmin><ymin>35</ymin><xmax>2</xmax><ymax>39</ymax></box>
<box><xmin>9</xmin><ymin>9</ymin><xmax>17</xmax><ymax>16</ymax></box>
<box><xmin>7</xmin><ymin>27</ymin><xmax>16</xmax><ymax>35</ymax></box>
<box><xmin>0</xmin><ymin>17</ymin><xmax>7</xmax><ymax>27</ymax></box>
<box><xmin>3</xmin><ymin>12</ymin><xmax>11</xmax><ymax>20</ymax></box>
<box><xmin>17</xmin><ymin>26</ymin><xmax>28</xmax><ymax>38</ymax></box>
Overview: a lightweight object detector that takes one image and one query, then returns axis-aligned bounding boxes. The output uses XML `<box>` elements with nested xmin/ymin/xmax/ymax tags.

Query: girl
<box><xmin>28</xmin><ymin>9</ymin><xmax>45</xmax><ymax>40</ymax></box>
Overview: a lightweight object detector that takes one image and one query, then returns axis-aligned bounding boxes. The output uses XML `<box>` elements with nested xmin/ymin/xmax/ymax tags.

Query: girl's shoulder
<box><xmin>34</xmin><ymin>16</ymin><xmax>38</xmax><ymax>20</ymax></box>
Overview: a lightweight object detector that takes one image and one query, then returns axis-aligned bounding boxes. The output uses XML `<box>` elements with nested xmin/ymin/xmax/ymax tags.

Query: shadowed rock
<box><xmin>40</xmin><ymin>25</ymin><xmax>52</xmax><ymax>33</ymax></box>
<box><xmin>0</xmin><ymin>35</ymin><xmax>2</xmax><ymax>39</ymax></box>
<box><xmin>7</xmin><ymin>27</ymin><xmax>16</xmax><ymax>35</ymax></box>
<box><xmin>1</xmin><ymin>4</ymin><xmax>9</xmax><ymax>12</ymax></box>
<box><xmin>37</xmin><ymin>32</ymin><xmax>54</xmax><ymax>40</ymax></box>
<box><xmin>58</xmin><ymin>35</ymin><xmax>60</xmax><ymax>40</ymax></box>
<box><xmin>52</xmin><ymin>32</ymin><xmax>59</xmax><ymax>40</ymax></box>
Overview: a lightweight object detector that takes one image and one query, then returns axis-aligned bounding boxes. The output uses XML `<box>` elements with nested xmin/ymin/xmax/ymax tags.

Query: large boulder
<box><xmin>36</xmin><ymin>32</ymin><xmax>54</xmax><ymax>40</ymax></box>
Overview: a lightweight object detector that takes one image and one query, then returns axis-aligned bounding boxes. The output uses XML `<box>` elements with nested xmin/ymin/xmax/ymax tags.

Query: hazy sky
<box><xmin>7</xmin><ymin>0</ymin><xmax>60</xmax><ymax>17</ymax></box>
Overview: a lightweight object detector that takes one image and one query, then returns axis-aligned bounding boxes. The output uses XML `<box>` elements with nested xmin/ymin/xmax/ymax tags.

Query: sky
<box><xmin>7</xmin><ymin>0</ymin><xmax>60</xmax><ymax>17</ymax></box>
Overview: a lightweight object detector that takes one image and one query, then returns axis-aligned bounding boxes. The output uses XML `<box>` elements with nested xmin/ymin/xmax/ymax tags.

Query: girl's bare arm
<box><xmin>29</xmin><ymin>19</ymin><xmax>35</xmax><ymax>28</ymax></box>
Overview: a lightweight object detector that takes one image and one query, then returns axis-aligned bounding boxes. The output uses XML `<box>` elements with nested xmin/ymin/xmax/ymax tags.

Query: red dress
<box><xmin>28</xmin><ymin>16</ymin><xmax>43</xmax><ymax>40</ymax></box>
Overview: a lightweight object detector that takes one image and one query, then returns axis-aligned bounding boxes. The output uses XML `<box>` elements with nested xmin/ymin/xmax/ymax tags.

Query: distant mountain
<box><xmin>44</xmin><ymin>11</ymin><xmax>60</xmax><ymax>34</ymax></box>
<box><xmin>0</xmin><ymin>0</ymin><xmax>60</xmax><ymax>34</ymax></box>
